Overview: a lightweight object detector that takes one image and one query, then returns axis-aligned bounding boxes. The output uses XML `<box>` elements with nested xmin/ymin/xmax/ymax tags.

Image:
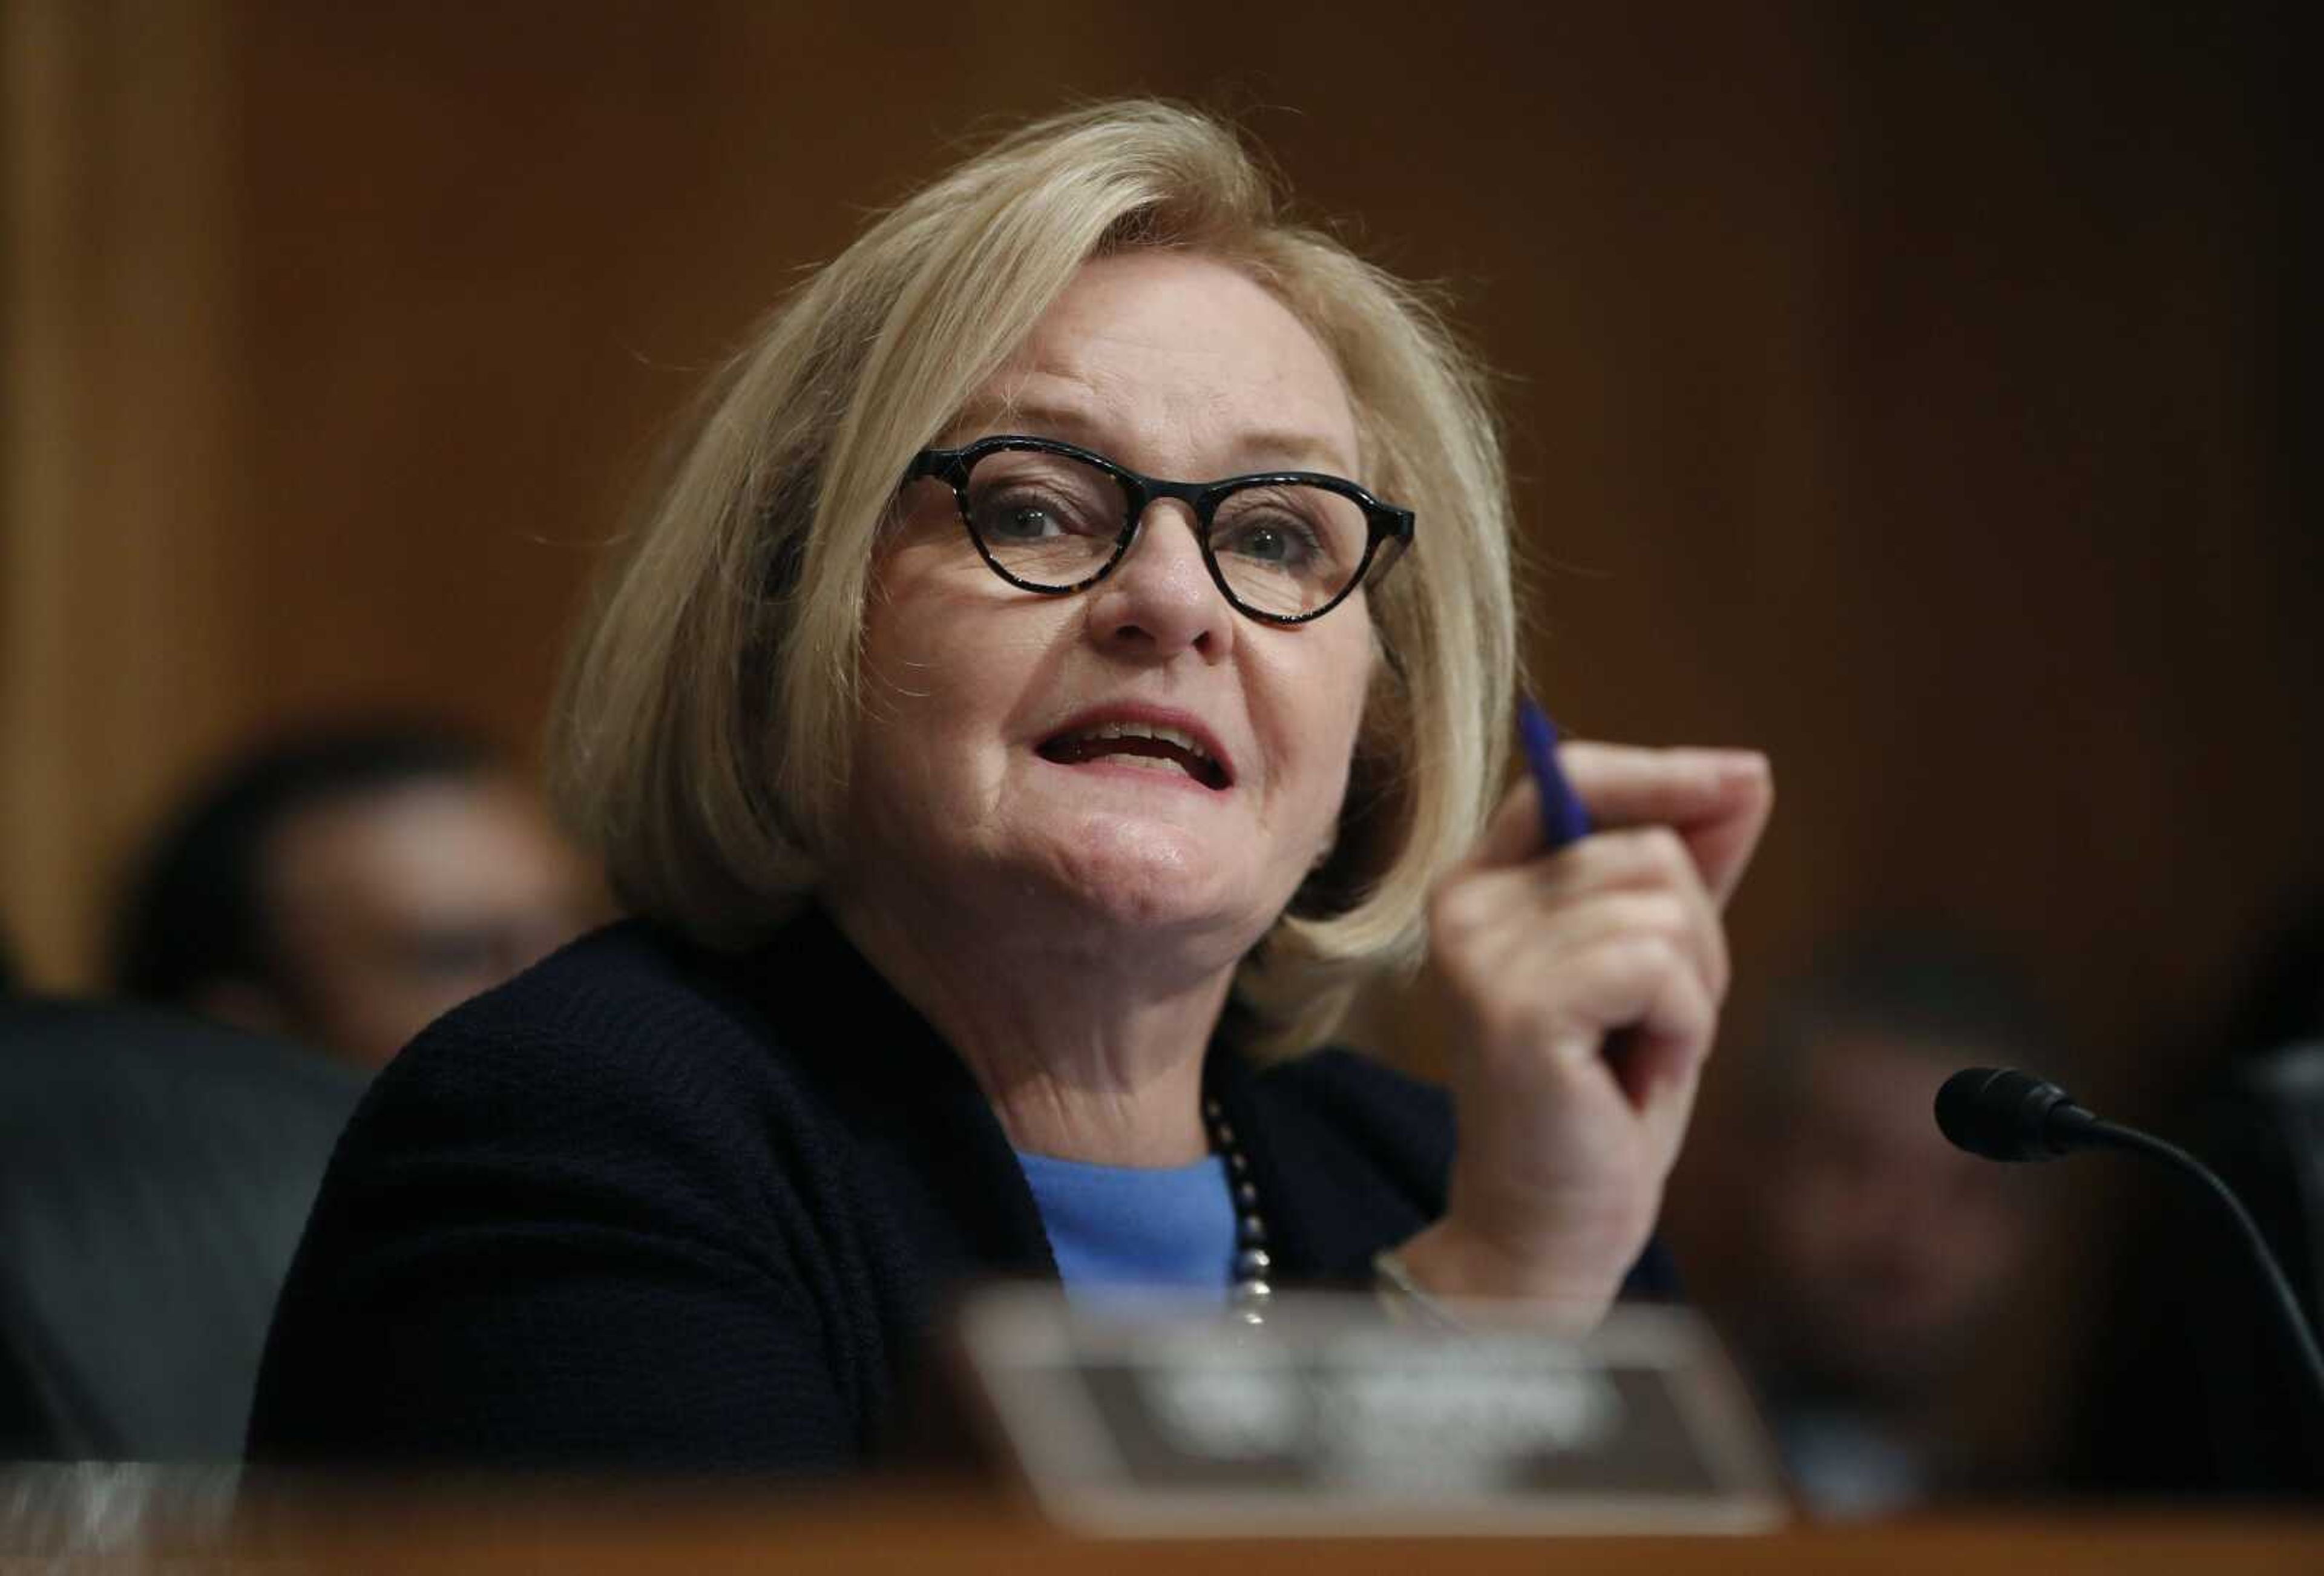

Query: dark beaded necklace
<box><xmin>1203</xmin><ymin>1094</ymin><xmax>1272</xmax><ymax>1323</ymax></box>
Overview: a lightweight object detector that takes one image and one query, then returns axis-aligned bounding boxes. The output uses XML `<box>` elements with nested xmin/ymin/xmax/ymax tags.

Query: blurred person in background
<box><xmin>1719</xmin><ymin>927</ymin><xmax>2055</xmax><ymax>1518</ymax></box>
<box><xmin>111</xmin><ymin>721</ymin><xmax>594</xmax><ymax>1069</ymax></box>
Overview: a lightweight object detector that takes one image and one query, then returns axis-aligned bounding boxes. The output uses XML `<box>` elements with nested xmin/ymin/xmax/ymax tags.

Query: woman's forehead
<box><xmin>956</xmin><ymin>252</ymin><xmax>1361</xmax><ymax>476</ymax></box>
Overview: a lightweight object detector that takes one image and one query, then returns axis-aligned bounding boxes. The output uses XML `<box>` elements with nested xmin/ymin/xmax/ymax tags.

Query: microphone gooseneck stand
<box><xmin>1934</xmin><ymin>1066</ymin><xmax>2324</xmax><ymax>1423</ymax></box>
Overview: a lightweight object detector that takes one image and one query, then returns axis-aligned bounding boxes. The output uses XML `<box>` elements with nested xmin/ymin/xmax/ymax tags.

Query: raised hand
<box><xmin>1395</xmin><ymin>743</ymin><xmax>1774</xmax><ymax>1327</ymax></box>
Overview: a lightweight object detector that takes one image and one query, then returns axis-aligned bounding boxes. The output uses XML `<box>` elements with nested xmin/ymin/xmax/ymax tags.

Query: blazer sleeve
<box><xmin>246</xmin><ymin>1010</ymin><xmax>859</xmax><ymax>1474</ymax></box>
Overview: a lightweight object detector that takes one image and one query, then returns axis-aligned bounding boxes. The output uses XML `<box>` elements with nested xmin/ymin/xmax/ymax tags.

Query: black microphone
<box><xmin>1935</xmin><ymin>1066</ymin><xmax>2324</xmax><ymax>1423</ymax></box>
<box><xmin>1933</xmin><ymin>1066</ymin><xmax>2103</xmax><ymax>1160</ymax></box>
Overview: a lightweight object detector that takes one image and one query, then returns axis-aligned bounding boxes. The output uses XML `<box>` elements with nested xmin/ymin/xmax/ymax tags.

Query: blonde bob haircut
<box><xmin>554</xmin><ymin>99</ymin><xmax>1517</xmax><ymax>1054</ymax></box>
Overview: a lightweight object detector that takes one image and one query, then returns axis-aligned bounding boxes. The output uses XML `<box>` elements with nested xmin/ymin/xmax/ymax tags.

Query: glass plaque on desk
<box><xmin>953</xmin><ymin>1288</ymin><xmax>1787</xmax><ymax>1537</ymax></box>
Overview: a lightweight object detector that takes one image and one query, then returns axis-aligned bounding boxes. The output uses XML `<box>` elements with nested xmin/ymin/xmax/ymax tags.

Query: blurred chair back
<box><xmin>0</xmin><ymin>1000</ymin><xmax>362</xmax><ymax>1460</ymax></box>
<box><xmin>2238</xmin><ymin>1040</ymin><xmax>2324</xmax><ymax>1320</ymax></box>
<box><xmin>2179</xmin><ymin>1040</ymin><xmax>2324</xmax><ymax>1490</ymax></box>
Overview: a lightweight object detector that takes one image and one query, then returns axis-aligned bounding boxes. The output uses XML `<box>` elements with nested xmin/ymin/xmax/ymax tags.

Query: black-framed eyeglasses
<box><xmin>901</xmin><ymin>435</ymin><xmax>1415</xmax><ymax>626</ymax></box>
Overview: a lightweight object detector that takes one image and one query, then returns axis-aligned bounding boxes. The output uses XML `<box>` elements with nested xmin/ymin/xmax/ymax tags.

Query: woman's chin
<box><xmin>1017</xmin><ymin>815</ymin><xmax>1275</xmax><ymax>943</ymax></box>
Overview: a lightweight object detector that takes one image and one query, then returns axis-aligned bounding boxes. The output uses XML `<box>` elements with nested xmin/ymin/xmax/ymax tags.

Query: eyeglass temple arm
<box><xmin>902</xmin><ymin>447</ymin><xmax>976</xmax><ymax>487</ymax></box>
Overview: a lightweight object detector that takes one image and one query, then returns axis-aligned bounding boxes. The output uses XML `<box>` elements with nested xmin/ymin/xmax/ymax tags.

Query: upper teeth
<box><xmin>1073</xmin><ymin>721</ymin><xmax>1214</xmax><ymax>763</ymax></box>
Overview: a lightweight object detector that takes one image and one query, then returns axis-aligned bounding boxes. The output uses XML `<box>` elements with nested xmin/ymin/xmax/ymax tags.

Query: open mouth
<box><xmin>1036</xmin><ymin>720</ymin><xmax>1232</xmax><ymax>791</ymax></box>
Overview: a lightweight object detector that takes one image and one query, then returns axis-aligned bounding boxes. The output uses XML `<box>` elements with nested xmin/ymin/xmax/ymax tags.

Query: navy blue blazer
<box><xmin>248</xmin><ymin>907</ymin><xmax>1672</xmax><ymax>1472</ymax></box>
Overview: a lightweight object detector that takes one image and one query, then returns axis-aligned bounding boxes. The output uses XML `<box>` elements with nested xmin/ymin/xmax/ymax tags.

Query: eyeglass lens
<box><xmin>961</xmin><ymin>448</ymin><xmax>1371</xmax><ymax>619</ymax></box>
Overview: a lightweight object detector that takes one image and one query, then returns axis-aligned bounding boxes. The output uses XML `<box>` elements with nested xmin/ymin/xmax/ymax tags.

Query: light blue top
<box><xmin>1014</xmin><ymin>1150</ymin><xmax>1236</xmax><ymax>1304</ymax></box>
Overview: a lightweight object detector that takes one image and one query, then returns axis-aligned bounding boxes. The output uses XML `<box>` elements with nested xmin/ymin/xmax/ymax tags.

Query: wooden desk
<box><xmin>7</xmin><ymin>1470</ymin><xmax>2321</xmax><ymax>1572</ymax></box>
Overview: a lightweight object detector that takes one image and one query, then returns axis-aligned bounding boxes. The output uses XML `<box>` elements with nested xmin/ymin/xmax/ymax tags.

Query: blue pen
<box><xmin>1517</xmin><ymin>697</ymin><xmax>1592</xmax><ymax>850</ymax></box>
<box><xmin>1520</xmin><ymin>697</ymin><xmax>1641</xmax><ymax>1074</ymax></box>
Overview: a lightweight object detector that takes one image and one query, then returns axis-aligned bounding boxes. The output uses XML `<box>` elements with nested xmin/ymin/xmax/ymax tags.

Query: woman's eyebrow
<box><xmin>947</xmin><ymin>399</ymin><xmax>1358</xmax><ymax>476</ymax></box>
<box><xmin>946</xmin><ymin>395</ymin><xmax>1090</xmax><ymax>444</ymax></box>
<box><xmin>1220</xmin><ymin>430</ymin><xmax>1359</xmax><ymax>476</ymax></box>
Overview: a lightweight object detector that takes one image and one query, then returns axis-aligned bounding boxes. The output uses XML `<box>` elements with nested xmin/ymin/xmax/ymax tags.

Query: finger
<box><xmin>1614</xmin><ymin>951</ymin><xmax>1720</xmax><ymax>1118</ymax></box>
<box><xmin>1461</xmin><ymin>964</ymin><xmax>1716</xmax><ymax>1193</ymax></box>
<box><xmin>1436</xmin><ymin>839</ymin><xmax>1728</xmax><ymax>1004</ymax></box>
<box><xmin>1466</xmin><ymin>918</ymin><xmax>1721</xmax><ymax>1085</ymax></box>
<box><xmin>1634</xmin><ymin>1003</ymin><xmax>1714</xmax><ymax>1171</ymax></box>
<box><xmin>1560</xmin><ymin>743</ymin><xmax>1774</xmax><ymax>907</ymax></box>
<box><xmin>1537</xmin><ymin>932</ymin><xmax>1719</xmax><ymax>1165</ymax></box>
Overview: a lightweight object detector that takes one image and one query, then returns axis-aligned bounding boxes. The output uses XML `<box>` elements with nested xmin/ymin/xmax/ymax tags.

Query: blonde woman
<box><xmin>250</xmin><ymin>102</ymin><xmax>1771</xmax><ymax>1471</ymax></box>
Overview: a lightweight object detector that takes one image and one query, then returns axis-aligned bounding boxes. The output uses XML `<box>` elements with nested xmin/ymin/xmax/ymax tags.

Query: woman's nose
<box><xmin>1085</xmin><ymin>503</ymin><xmax>1236</xmax><ymax>662</ymax></box>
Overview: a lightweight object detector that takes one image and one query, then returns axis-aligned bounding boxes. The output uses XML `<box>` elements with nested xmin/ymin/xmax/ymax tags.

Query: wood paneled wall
<box><xmin>16</xmin><ymin>1</ymin><xmax>2309</xmax><ymax>1020</ymax></box>
<box><xmin>5</xmin><ymin>1</ymin><xmax>254</xmax><ymax>994</ymax></box>
<box><xmin>4</xmin><ymin>0</ymin><xmax>2314</xmax><ymax>1464</ymax></box>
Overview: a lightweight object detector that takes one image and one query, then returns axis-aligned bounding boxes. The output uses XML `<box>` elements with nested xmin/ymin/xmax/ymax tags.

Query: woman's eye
<box><xmin>973</xmin><ymin>489</ymin><xmax>1107</xmax><ymax>540</ymax></box>
<box><xmin>1215</xmin><ymin>515</ymin><xmax>1319</xmax><ymax>571</ymax></box>
<box><xmin>990</xmin><ymin>504</ymin><xmax>1063</xmax><ymax>540</ymax></box>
